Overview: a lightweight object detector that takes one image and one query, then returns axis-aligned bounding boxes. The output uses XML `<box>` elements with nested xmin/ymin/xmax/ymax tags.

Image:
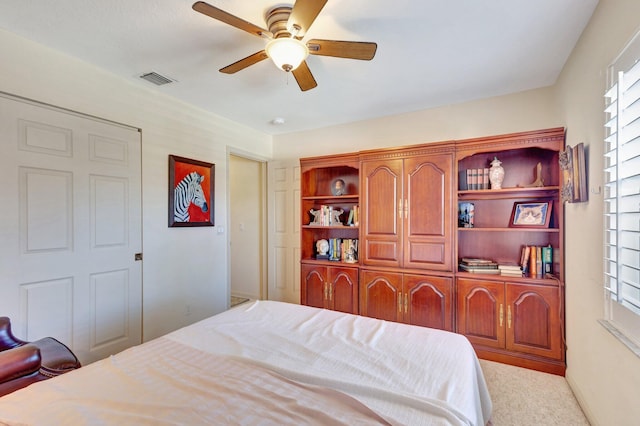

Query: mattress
<box><xmin>0</xmin><ymin>300</ymin><xmax>492</xmax><ymax>425</ymax></box>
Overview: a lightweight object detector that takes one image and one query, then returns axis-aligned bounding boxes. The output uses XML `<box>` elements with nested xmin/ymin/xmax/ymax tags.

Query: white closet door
<box><xmin>0</xmin><ymin>94</ymin><xmax>142</xmax><ymax>364</ymax></box>
<box><xmin>267</xmin><ymin>160</ymin><xmax>300</xmax><ymax>303</ymax></box>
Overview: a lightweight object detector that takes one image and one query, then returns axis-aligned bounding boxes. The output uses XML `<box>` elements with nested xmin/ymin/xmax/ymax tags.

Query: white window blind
<box><xmin>603</xmin><ymin>30</ymin><xmax>640</xmax><ymax>353</ymax></box>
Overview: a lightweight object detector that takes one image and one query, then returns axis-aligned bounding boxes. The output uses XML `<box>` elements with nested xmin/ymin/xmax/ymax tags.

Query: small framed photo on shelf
<box><xmin>509</xmin><ymin>201</ymin><xmax>552</xmax><ymax>228</ymax></box>
<box><xmin>331</xmin><ymin>178</ymin><xmax>346</xmax><ymax>196</ymax></box>
<box><xmin>458</xmin><ymin>202</ymin><xmax>475</xmax><ymax>228</ymax></box>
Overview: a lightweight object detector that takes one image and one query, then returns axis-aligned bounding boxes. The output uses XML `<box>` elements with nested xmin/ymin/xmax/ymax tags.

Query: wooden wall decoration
<box><xmin>560</xmin><ymin>143</ymin><xmax>587</xmax><ymax>203</ymax></box>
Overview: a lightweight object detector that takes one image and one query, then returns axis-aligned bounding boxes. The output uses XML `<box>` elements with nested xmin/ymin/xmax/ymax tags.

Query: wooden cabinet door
<box><xmin>329</xmin><ymin>266</ymin><xmax>359</xmax><ymax>314</ymax></box>
<box><xmin>360</xmin><ymin>270</ymin><xmax>403</xmax><ymax>322</ymax></box>
<box><xmin>361</xmin><ymin>159</ymin><xmax>403</xmax><ymax>268</ymax></box>
<box><xmin>404</xmin><ymin>274</ymin><xmax>454</xmax><ymax>331</ymax></box>
<box><xmin>301</xmin><ymin>264</ymin><xmax>327</xmax><ymax>309</ymax></box>
<box><xmin>457</xmin><ymin>278</ymin><xmax>505</xmax><ymax>349</ymax></box>
<box><xmin>506</xmin><ymin>283</ymin><xmax>563</xmax><ymax>360</ymax></box>
<box><xmin>403</xmin><ymin>154</ymin><xmax>453</xmax><ymax>271</ymax></box>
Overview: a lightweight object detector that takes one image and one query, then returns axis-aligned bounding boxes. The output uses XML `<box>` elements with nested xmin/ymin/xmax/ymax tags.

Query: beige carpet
<box><xmin>230</xmin><ymin>296</ymin><xmax>250</xmax><ymax>307</ymax></box>
<box><xmin>480</xmin><ymin>359</ymin><xmax>590</xmax><ymax>425</ymax></box>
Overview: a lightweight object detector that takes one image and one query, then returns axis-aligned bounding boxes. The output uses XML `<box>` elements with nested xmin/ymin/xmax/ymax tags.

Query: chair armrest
<box><xmin>0</xmin><ymin>317</ymin><xmax>28</xmax><ymax>350</ymax></box>
<box><xmin>0</xmin><ymin>344</ymin><xmax>41</xmax><ymax>383</ymax></box>
<box><xmin>33</xmin><ymin>337</ymin><xmax>81</xmax><ymax>375</ymax></box>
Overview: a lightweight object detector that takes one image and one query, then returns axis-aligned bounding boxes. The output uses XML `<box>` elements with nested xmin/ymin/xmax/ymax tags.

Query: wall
<box><xmin>553</xmin><ymin>0</ymin><xmax>640</xmax><ymax>424</ymax></box>
<box><xmin>273</xmin><ymin>86</ymin><xmax>560</xmax><ymax>159</ymax></box>
<box><xmin>0</xmin><ymin>29</ymin><xmax>272</xmax><ymax>342</ymax></box>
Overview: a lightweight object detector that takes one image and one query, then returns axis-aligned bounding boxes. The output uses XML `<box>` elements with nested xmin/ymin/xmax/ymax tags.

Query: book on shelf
<box><xmin>460</xmin><ymin>258</ymin><xmax>496</xmax><ymax>266</ymax></box>
<box><xmin>459</xmin><ymin>265</ymin><xmax>501</xmax><ymax>274</ymax></box>
<box><xmin>542</xmin><ymin>245</ymin><xmax>553</xmax><ymax>274</ymax></box>
<box><xmin>498</xmin><ymin>263</ymin><xmax>522</xmax><ymax>271</ymax></box>
<box><xmin>529</xmin><ymin>246</ymin><xmax>537</xmax><ymax>276</ymax></box>
<box><xmin>460</xmin><ymin>263</ymin><xmax>498</xmax><ymax>270</ymax></box>
<box><xmin>536</xmin><ymin>246</ymin><xmax>543</xmax><ymax>276</ymax></box>
<box><xmin>346</xmin><ymin>208</ymin><xmax>353</xmax><ymax>226</ymax></box>
<box><xmin>459</xmin><ymin>170</ymin><xmax>469</xmax><ymax>190</ymax></box>
<box><xmin>520</xmin><ymin>246</ymin><xmax>531</xmax><ymax>274</ymax></box>
<box><xmin>459</xmin><ymin>258</ymin><xmax>498</xmax><ymax>273</ymax></box>
<box><xmin>501</xmin><ymin>270</ymin><xmax>524</xmax><ymax>277</ymax></box>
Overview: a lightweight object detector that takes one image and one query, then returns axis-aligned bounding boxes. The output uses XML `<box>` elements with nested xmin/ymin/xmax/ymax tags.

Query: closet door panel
<box><xmin>404</xmin><ymin>154</ymin><xmax>453</xmax><ymax>271</ymax></box>
<box><xmin>361</xmin><ymin>159</ymin><xmax>403</xmax><ymax>267</ymax></box>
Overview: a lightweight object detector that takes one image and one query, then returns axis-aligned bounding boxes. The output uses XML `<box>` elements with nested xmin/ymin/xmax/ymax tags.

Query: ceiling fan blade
<box><xmin>307</xmin><ymin>39</ymin><xmax>377</xmax><ymax>60</ymax></box>
<box><xmin>219</xmin><ymin>51</ymin><xmax>269</xmax><ymax>74</ymax></box>
<box><xmin>292</xmin><ymin>61</ymin><xmax>318</xmax><ymax>91</ymax></box>
<box><xmin>193</xmin><ymin>1</ymin><xmax>271</xmax><ymax>38</ymax></box>
<box><xmin>287</xmin><ymin>0</ymin><xmax>328</xmax><ymax>38</ymax></box>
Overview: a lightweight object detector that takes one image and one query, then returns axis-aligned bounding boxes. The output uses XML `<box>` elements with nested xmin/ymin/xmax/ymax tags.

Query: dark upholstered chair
<box><xmin>0</xmin><ymin>316</ymin><xmax>81</xmax><ymax>397</ymax></box>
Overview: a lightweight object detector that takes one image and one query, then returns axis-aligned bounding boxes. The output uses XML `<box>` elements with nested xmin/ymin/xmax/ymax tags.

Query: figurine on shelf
<box><xmin>309</xmin><ymin>209</ymin><xmax>322</xmax><ymax>225</ymax></box>
<box><xmin>489</xmin><ymin>157</ymin><xmax>505</xmax><ymax>189</ymax></box>
<box><xmin>331</xmin><ymin>179</ymin><xmax>346</xmax><ymax>196</ymax></box>
<box><xmin>330</xmin><ymin>209</ymin><xmax>344</xmax><ymax>225</ymax></box>
<box><xmin>316</xmin><ymin>239</ymin><xmax>329</xmax><ymax>259</ymax></box>
<box><xmin>518</xmin><ymin>162</ymin><xmax>545</xmax><ymax>188</ymax></box>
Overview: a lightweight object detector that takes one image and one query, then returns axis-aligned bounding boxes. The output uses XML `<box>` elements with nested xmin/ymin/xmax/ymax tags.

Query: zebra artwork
<box><xmin>174</xmin><ymin>171</ymin><xmax>209</xmax><ymax>222</ymax></box>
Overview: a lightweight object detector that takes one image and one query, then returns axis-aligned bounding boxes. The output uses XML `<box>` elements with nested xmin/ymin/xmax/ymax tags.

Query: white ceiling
<box><xmin>0</xmin><ymin>0</ymin><xmax>598</xmax><ymax>135</ymax></box>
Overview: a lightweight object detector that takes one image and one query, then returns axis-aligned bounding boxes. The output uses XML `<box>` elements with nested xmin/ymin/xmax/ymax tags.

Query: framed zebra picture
<box><xmin>168</xmin><ymin>155</ymin><xmax>215</xmax><ymax>227</ymax></box>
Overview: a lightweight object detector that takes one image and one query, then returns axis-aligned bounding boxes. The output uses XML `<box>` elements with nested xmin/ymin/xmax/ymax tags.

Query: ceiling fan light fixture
<box><xmin>266</xmin><ymin>38</ymin><xmax>309</xmax><ymax>72</ymax></box>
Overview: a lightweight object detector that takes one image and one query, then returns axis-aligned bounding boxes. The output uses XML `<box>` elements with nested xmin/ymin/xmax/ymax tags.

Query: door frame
<box><xmin>226</xmin><ymin>147</ymin><xmax>268</xmax><ymax>306</ymax></box>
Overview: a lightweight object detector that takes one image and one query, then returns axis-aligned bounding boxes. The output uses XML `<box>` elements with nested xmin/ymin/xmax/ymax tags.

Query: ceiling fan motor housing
<box><xmin>266</xmin><ymin>6</ymin><xmax>293</xmax><ymax>39</ymax></box>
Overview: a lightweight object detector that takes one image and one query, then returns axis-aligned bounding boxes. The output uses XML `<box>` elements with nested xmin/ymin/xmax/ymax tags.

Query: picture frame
<box><xmin>331</xmin><ymin>178</ymin><xmax>346</xmax><ymax>196</ymax></box>
<box><xmin>509</xmin><ymin>201</ymin><xmax>552</xmax><ymax>228</ymax></box>
<box><xmin>560</xmin><ymin>143</ymin><xmax>588</xmax><ymax>203</ymax></box>
<box><xmin>168</xmin><ymin>155</ymin><xmax>215</xmax><ymax>227</ymax></box>
<box><xmin>458</xmin><ymin>202</ymin><xmax>475</xmax><ymax>228</ymax></box>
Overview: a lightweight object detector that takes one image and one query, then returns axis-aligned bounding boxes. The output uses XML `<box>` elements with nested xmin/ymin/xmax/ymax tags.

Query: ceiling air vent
<box><xmin>139</xmin><ymin>71</ymin><xmax>175</xmax><ymax>86</ymax></box>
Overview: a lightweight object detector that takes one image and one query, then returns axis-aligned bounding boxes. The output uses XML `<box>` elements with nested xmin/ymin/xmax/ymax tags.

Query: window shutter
<box><xmin>603</xmin><ymin>32</ymin><xmax>640</xmax><ymax>351</ymax></box>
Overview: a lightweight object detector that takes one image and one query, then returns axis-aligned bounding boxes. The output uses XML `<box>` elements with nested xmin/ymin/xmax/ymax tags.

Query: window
<box><xmin>603</xmin><ymin>30</ymin><xmax>640</xmax><ymax>355</ymax></box>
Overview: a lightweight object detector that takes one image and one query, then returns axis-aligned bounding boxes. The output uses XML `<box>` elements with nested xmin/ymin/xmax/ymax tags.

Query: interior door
<box><xmin>267</xmin><ymin>159</ymin><xmax>301</xmax><ymax>303</ymax></box>
<box><xmin>0</xmin><ymin>94</ymin><xmax>142</xmax><ymax>365</ymax></box>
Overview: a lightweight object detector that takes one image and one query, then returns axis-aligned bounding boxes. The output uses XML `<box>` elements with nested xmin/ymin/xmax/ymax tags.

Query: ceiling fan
<box><xmin>192</xmin><ymin>0</ymin><xmax>377</xmax><ymax>91</ymax></box>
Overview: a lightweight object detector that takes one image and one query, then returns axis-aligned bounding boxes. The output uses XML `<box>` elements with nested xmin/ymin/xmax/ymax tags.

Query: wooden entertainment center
<box><xmin>300</xmin><ymin>127</ymin><xmax>566</xmax><ymax>375</ymax></box>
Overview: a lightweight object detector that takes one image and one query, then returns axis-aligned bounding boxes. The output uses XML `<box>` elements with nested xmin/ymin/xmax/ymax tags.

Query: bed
<box><xmin>0</xmin><ymin>300</ymin><xmax>492</xmax><ymax>425</ymax></box>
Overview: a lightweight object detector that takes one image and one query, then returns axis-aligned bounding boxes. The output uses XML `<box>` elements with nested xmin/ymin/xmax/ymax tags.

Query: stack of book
<box><xmin>520</xmin><ymin>245</ymin><xmax>554</xmax><ymax>276</ymax></box>
<box><xmin>458</xmin><ymin>258</ymin><xmax>499</xmax><ymax>274</ymax></box>
<box><xmin>498</xmin><ymin>263</ymin><xmax>523</xmax><ymax>277</ymax></box>
<box><xmin>462</xmin><ymin>168</ymin><xmax>490</xmax><ymax>190</ymax></box>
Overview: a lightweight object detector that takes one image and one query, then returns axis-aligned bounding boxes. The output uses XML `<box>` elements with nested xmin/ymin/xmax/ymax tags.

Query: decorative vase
<box><xmin>489</xmin><ymin>157</ymin><xmax>505</xmax><ymax>189</ymax></box>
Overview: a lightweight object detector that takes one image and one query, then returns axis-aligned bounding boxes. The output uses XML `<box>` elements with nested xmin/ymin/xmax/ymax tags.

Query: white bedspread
<box><xmin>0</xmin><ymin>301</ymin><xmax>492</xmax><ymax>425</ymax></box>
